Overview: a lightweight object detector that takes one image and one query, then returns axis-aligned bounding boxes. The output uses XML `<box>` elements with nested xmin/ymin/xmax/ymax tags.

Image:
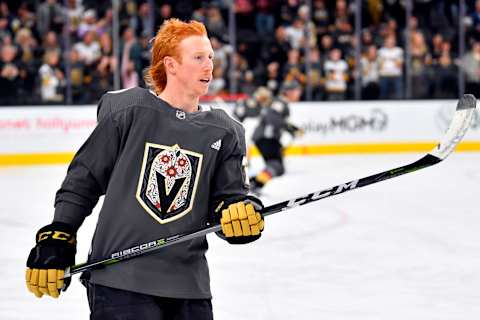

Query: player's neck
<box><xmin>158</xmin><ymin>87</ymin><xmax>199</xmax><ymax>113</ymax></box>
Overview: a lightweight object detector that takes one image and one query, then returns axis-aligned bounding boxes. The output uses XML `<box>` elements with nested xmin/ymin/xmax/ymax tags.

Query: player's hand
<box><xmin>26</xmin><ymin>222</ymin><xmax>76</xmax><ymax>298</ymax></box>
<box><xmin>219</xmin><ymin>196</ymin><xmax>264</xmax><ymax>237</ymax></box>
<box><xmin>294</xmin><ymin>128</ymin><xmax>305</xmax><ymax>138</ymax></box>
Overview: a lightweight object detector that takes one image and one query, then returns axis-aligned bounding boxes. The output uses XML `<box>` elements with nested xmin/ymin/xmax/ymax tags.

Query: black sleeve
<box><xmin>285</xmin><ymin>122</ymin><xmax>300</xmax><ymax>135</ymax></box>
<box><xmin>53</xmin><ymin>96</ymin><xmax>122</xmax><ymax>230</ymax></box>
<box><xmin>208</xmin><ymin>123</ymin><xmax>264</xmax><ymax>244</ymax></box>
<box><xmin>209</xmin><ymin>126</ymin><xmax>249</xmax><ymax>211</ymax></box>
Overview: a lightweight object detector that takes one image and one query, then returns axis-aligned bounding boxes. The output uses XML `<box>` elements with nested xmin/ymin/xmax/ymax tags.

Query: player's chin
<box><xmin>196</xmin><ymin>84</ymin><xmax>210</xmax><ymax>96</ymax></box>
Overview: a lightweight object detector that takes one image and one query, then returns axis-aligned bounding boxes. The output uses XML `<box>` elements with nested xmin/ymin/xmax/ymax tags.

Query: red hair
<box><xmin>145</xmin><ymin>18</ymin><xmax>208</xmax><ymax>94</ymax></box>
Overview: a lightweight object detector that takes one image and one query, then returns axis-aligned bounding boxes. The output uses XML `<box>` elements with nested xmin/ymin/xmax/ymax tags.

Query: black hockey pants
<box><xmin>86</xmin><ymin>282</ymin><xmax>213</xmax><ymax>320</ymax></box>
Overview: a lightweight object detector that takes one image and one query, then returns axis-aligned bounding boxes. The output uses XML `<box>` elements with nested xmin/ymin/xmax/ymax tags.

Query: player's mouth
<box><xmin>200</xmin><ymin>78</ymin><xmax>211</xmax><ymax>84</ymax></box>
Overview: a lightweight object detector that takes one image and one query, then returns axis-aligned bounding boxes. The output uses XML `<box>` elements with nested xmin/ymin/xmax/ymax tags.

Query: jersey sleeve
<box><xmin>208</xmin><ymin>117</ymin><xmax>250</xmax><ymax>219</ymax></box>
<box><xmin>209</xmin><ymin>123</ymin><xmax>263</xmax><ymax>244</ymax></box>
<box><xmin>53</xmin><ymin>95</ymin><xmax>123</xmax><ymax>230</ymax></box>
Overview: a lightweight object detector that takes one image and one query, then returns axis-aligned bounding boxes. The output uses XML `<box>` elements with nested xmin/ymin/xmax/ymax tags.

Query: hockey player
<box><xmin>249</xmin><ymin>80</ymin><xmax>304</xmax><ymax>194</ymax></box>
<box><xmin>233</xmin><ymin>86</ymin><xmax>272</xmax><ymax>122</ymax></box>
<box><xmin>25</xmin><ymin>19</ymin><xmax>264</xmax><ymax>319</ymax></box>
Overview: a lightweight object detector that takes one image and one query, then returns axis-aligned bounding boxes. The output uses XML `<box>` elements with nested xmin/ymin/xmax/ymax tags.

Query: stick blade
<box><xmin>430</xmin><ymin>94</ymin><xmax>477</xmax><ymax>160</ymax></box>
<box><xmin>457</xmin><ymin>94</ymin><xmax>477</xmax><ymax>110</ymax></box>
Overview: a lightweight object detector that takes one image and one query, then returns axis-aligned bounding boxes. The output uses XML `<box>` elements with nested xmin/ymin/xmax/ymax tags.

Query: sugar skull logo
<box><xmin>136</xmin><ymin>143</ymin><xmax>203</xmax><ymax>224</ymax></box>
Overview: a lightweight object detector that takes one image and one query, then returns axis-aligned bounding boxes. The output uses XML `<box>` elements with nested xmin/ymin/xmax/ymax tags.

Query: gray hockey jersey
<box><xmin>233</xmin><ymin>97</ymin><xmax>261</xmax><ymax>122</ymax></box>
<box><xmin>252</xmin><ymin>97</ymin><xmax>292</xmax><ymax>142</ymax></box>
<box><xmin>53</xmin><ymin>87</ymin><xmax>249</xmax><ymax>299</ymax></box>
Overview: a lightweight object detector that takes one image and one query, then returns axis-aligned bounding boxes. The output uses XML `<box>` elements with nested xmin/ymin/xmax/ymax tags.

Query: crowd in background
<box><xmin>0</xmin><ymin>0</ymin><xmax>480</xmax><ymax>105</ymax></box>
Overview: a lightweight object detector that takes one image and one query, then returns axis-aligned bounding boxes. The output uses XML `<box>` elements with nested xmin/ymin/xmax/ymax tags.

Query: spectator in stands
<box><xmin>211</xmin><ymin>36</ymin><xmax>231</xmax><ymax>71</ymax></box>
<box><xmin>255</xmin><ymin>0</ymin><xmax>275</xmax><ymax>40</ymax></box>
<box><xmin>121</xmin><ymin>26</ymin><xmax>142</xmax><ymax>88</ymax></box>
<box><xmin>279</xmin><ymin>0</ymin><xmax>300</xmax><ymax>26</ymax></box>
<box><xmin>361</xmin><ymin>28</ymin><xmax>375</xmax><ymax>47</ymax></box>
<box><xmin>39</xmin><ymin>50</ymin><xmax>64</xmax><ymax>102</ymax></box>
<box><xmin>230</xmin><ymin>51</ymin><xmax>249</xmax><ymax>90</ymax></box>
<box><xmin>378</xmin><ymin>34</ymin><xmax>404</xmax><ymax>99</ymax></box>
<box><xmin>264</xmin><ymin>26</ymin><xmax>291</xmax><ymax>66</ymax></box>
<box><xmin>90</xmin><ymin>47</ymin><xmax>115</xmax><ymax>100</ymax></box>
<box><xmin>77</xmin><ymin>8</ymin><xmax>98</xmax><ymax>39</ymax></box>
<box><xmin>410</xmin><ymin>30</ymin><xmax>431</xmax><ymax>99</ymax></box>
<box><xmin>312</xmin><ymin>0</ymin><xmax>329</xmax><ymax>39</ymax></box>
<box><xmin>36</xmin><ymin>0</ymin><xmax>64</xmax><ymax>37</ymax></box>
<box><xmin>95</xmin><ymin>8</ymin><xmax>113</xmax><ymax>37</ymax></box>
<box><xmin>264</xmin><ymin>61</ymin><xmax>282</xmax><ymax>94</ymax></box>
<box><xmin>306</xmin><ymin>47</ymin><xmax>323</xmax><ymax>100</ymax></box>
<box><xmin>0</xmin><ymin>2</ymin><xmax>13</xmax><ymax>29</ymax></box>
<box><xmin>283</xmin><ymin>48</ymin><xmax>305</xmax><ymax>86</ymax></box>
<box><xmin>430</xmin><ymin>33</ymin><xmax>444</xmax><ymax>64</ymax></box>
<box><xmin>15</xmin><ymin>3</ymin><xmax>36</xmax><ymax>32</ymax></box>
<box><xmin>461</xmin><ymin>41</ymin><xmax>480</xmax><ymax>97</ymax></box>
<box><xmin>68</xmin><ymin>48</ymin><xmax>86</xmax><ymax>104</ymax></box>
<box><xmin>412</xmin><ymin>0</ymin><xmax>433</xmax><ymax>29</ymax></box>
<box><xmin>298</xmin><ymin>4</ymin><xmax>317</xmax><ymax>48</ymax></box>
<box><xmin>41</xmin><ymin>31</ymin><xmax>62</xmax><ymax>57</ymax></box>
<box><xmin>0</xmin><ymin>12</ymin><xmax>12</xmax><ymax>43</ymax></box>
<box><xmin>65</xmin><ymin>0</ymin><xmax>84</xmax><ymax>37</ymax></box>
<box><xmin>98</xmin><ymin>32</ymin><xmax>113</xmax><ymax>61</ymax></box>
<box><xmin>0</xmin><ymin>44</ymin><xmax>20</xmax><ymax>104</ymax></box>
<box><xmin>138</xmin><ymin>30</ymin><xmax>151</xmax><ymax>73</ymax></box>
<box><xmin>432</xmin><ymin>40</ymin><xmax>458</xmax><ymax>98</ymax></box>
<box><xmin>331</xmin><ymin>16</ymin><xmax>353</xmax><ymax>54</ymax></box>
<box><xmin>15</xmin><ymin>27</ymin><xmax>38</xmax><ymax>100</ymax></box>
<box><xmin>204</xmin><ymin>5</ymin><xmax>226</xmax><ymax>42</ymax></box>
<box><xmin>360</xmin><ymin>44</ymin><xmax>380</xmax><ymax>100</ymax></box>
<box><xmin>73</xmin><ymin>30</ymin><xmax>101</xmax><ymax>66</ymax></box>
<box><xmin>323</xmin><ymin>48</ymin><xmax>348</xmax><ymax>100</ymax></box>
<box><xmin>133</xmin><ymin>2</ymin><xmax>154</xmax><ymax>38</ymax></box>
<box><xmin>157</xmin><ymin>3</ymin><xmax>173</xmax><ymax>26</ymax></box>
<box><xmin>470</xmin><ymin>0</ymin><xmax>480</xmax><ymax>41</ymax></box>
<box><xmin>284</xmin><ymin>18</ymin><xmax>305</xmax><ymax>49</ymax></box>
<box><xmin>208</xmin><ymin>65</ymin><xmax>226</xmax><ymax>95</ymax></box>
<box><xmin>235</xmin><ymin>0</ymin><xmax>254</xmax><ymax>30</ymax></box>
<box><xmin>319</xmin><ymin>34</ymin><xmax>334</xmax><ymax>62</ymax></box>
<box><xmin>239</xmin><ymin>69</ymin><xmax>257</xmax><ymax>96</ymax></box>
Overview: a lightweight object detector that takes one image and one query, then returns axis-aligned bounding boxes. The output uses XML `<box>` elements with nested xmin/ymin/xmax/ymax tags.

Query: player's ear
<box><xmin>163</xmin><ymin>56</ymin><xmax>177</xmax><ymax>75</ymax></box>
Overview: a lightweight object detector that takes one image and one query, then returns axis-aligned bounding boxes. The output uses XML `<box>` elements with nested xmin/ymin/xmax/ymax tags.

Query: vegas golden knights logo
<box><xmin>136</xmin><ymin>143</ymin><xmax>203</xmax><ymax>224</ymax></box>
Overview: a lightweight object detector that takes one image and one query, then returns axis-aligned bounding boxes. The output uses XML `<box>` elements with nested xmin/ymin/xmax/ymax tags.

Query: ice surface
<box><xmin>2</xmin><ymin>153</ymin><xmax>480</xmax><ymax>319</ymax></box>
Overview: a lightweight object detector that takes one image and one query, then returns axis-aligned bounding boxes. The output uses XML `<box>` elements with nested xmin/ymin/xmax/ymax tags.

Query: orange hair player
<box><xmin>26</xmin><ymin>18</ymin><xmax>264</xmax><ymax>319</ymax></box>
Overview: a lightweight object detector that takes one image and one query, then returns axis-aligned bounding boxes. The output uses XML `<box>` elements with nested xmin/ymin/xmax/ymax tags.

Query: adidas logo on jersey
<box><xmin>211</xmin><ymin>139</ymin><xmax>222</xmax><ymax>150</ymax></box>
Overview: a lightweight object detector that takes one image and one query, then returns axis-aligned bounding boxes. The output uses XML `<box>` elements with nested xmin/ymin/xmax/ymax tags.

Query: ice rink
<box><xmin>1</xmin><ymin>152</ymin><xmax>480</xmax><ymax>319</ymax></box>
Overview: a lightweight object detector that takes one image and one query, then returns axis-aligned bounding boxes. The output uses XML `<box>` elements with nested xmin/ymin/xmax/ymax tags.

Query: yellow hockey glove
<box><xmin>219</xmin><ymin>196</ymin><xmax>264</xmax><ymax>238</ymax></box>
<box><xmin>26</xmin><ymin>222</ymin><xmax>76</xmax><ymax>298</ymax></box>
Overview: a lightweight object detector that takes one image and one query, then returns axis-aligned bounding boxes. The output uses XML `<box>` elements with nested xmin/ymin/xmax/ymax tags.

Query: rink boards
<box><xmin>0</xmin><ymin>100</ymin><xmax>479</xmax><ymax>166</ymax></box>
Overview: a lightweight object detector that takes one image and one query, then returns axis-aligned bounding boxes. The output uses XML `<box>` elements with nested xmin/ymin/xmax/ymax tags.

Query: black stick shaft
<box><xmin>66</xmin><ymin>154</ymin><xmax>441</xmax><ymax>277</ymax></box>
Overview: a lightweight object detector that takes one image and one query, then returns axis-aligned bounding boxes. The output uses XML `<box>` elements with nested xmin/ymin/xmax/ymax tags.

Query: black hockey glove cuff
<box><xmin>26</xmin><ymin>222</ymin><xmax>77</xmax><ymax>298</ymax></box>
<box><xmin>214</xmin><ymin>195</ymin><xmax>264</xmax><ymax>244</ymax></box>
<box><xmin>286</xmin><ymin>123</ymin><xmax>304</xmax><ymax>137</ymax></box>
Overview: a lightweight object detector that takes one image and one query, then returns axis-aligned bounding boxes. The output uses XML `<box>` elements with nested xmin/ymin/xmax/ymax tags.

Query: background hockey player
<box><xmin>25</xmin><ymin>18</ymin><xmax>264</xmax><ymax>320</ymax></box>
<box><xmin>249</xmin><ymin>80</ymin><xmax>304</xmax><ymax>194</ymax></box>
<box><xmin>233</xmin><ymin>86</ymin><xmax>272</xmax><ymax>122</ymax></box>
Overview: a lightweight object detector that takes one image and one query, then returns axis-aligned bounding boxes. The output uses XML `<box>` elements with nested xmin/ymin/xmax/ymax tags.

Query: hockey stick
<box><xmin>64</xmin><ymin>94</ymin><xmax>477</xmax><ymax>279</ymax></box>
